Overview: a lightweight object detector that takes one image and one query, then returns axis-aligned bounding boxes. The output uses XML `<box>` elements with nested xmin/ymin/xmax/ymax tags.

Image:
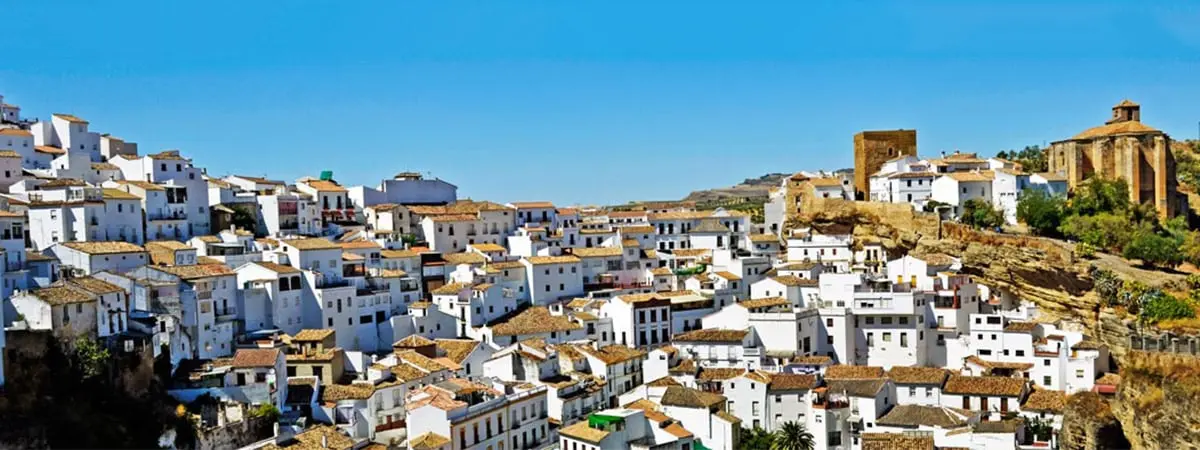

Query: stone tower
<box><xmin>853</xmin><ymin>130</ymin><xmax>918</xmax><ymax>200</ymax></box>
<box><xmin>1047</xmin><ymin>100</ymin><xmax>1185</xmax><ymax>218</ymax></box>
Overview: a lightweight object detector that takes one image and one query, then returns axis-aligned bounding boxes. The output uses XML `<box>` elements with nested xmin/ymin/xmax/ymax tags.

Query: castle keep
<box><xmin>853</xmin><ymin>129</ymin><xmax>917</xmax><ymax>200</ymax></box>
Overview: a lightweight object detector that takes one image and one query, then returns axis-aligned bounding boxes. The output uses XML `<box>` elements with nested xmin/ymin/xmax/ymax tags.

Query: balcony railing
<box><xmin>148</xmin><ymin>211</ymin><xmax>187</xmax><ymax>221</ymax></box>
<box><xmin>197</xmin><ymin>290</ymin><xmax>213</xmax><ymax>300</ymax></box>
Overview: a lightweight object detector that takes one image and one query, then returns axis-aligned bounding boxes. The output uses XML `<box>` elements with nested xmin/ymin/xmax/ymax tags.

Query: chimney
<box><xmin>940</xmin><ymin>150</ymin><xmax>946</xmax><ymax>158</ymax></box>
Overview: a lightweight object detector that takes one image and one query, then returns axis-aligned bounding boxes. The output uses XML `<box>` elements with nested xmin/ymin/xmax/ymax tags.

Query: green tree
<box><xmin>997</xmin><ymin>145</ymin><xmax>1048</xmax><ymax>173</ymax></box>
<box><xmin>771</xmin><ymin>422</ymin><xmax>815</xmax><ymax>450</ymax></box>
<box><xmin>960</xmin><ymin>199</ymin><xmax>1004</xmax><ymax>229</ymax></box>
<box><xmin>72</xmin><ymin>338</ymin><xmax>111</xmax><ymax>379</ymax></box>
<box><xmin>231</xmin><ymin>207</ymin><xmax>258</xmax><ymax>234</ymax></box>
<box><xmin>739</xmin><ymin>426</ymin><xmax>776</xmax><ymax>450</ymax></box>
<box><xmin>1016</xmin><ymin>189</ymin><xmax>1065</xmax><ymax>236</ymax></box>
<box><xmin>1122</xmin><ymin>230</ymin><xmax>1183</xmax><ymax>268</ymax></box>
<box><xmin>1059</xmin><ymin>213</ymin><xmax>1139</xmax><ymax>253</ymax></box>
<box><xmin>1069</xmin><ymin>178</ymin><xmax>1130</xmax><ymax>216</ymax></box>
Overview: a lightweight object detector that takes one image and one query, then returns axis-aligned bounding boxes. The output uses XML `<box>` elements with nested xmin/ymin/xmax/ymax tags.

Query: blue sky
<box><xmin>2</xmin><ymin>1</ymin><xmax>1198</xmax><ymax>205</ymax></box>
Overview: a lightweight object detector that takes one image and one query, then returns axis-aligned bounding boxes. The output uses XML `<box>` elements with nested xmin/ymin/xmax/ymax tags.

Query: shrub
<box><xmin>1091</xmin><ymin>267</ymin><xmax>1121</xmax><ymax>307</ymax></box>
<box><xmin>1141</xmin><ymin>290</ymin><xmax>1195</xmax><ymax>323</ymax></box>
<box><xmin>960</xmin><ymin>199</ymin><xmax>1004</xmax><ymax>229</ymax></box>
<box><xmin>1077</xmin><ymin>242</ymin><xmax>1096</xmax><ymax>258</ymax></box>
<box><xmin>1017</xmin><ymin>189</ymin><xmax>1065</xmax><ymax>236</ymax></box>
<box><xmin>1060</xmin><ymin>213</ymin><xmax>1138</xmax><ymax>253</ymax></box>
<box><xmin>1123</xmin><ymin>230</ymin><xmax>1183</xmax><ymax>268</ymax></box>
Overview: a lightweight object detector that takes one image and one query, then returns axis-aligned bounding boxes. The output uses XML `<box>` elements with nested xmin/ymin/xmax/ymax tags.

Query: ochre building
<box><xmin>1048</xmin><ymin>100</ymin><xmax>1185</xmax><ymax>218</ymax></box>
<box><xmin>853</xmin><ymin>130</ymin><xmax>917</xmax><ymax>200</ymax></box>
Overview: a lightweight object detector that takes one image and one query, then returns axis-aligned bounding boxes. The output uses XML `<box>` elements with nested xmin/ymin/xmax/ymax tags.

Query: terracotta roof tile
<box><xmin>490</xmin><ymin>307</ymin><xmax>582</xmax><ymax>337</ymax></box>
<box><xmin>61</xmin><ymin>241</ymin><xmax>146</xmax><ymax>255</ymax></box>
<box><xmin>825</xmin><ymin>365</ymin><xmax>886</xmax><ymax>379</ymax></box>
<box><xmin>660</xmin><ymin>386</ymin><xmax>725</xmax><ymax>409</ymax></box>
<box><xmin>232</xmin><ymin>348</ymin><xmax>280</xmax><ymax>368</ymax></box>
<box><xmin>943</xmin><ymin>375</ymin><xmax>1026</xmax><ymax>397</ymax></box>
<box><xmin>769</xmin><ymin>373</ymin><xmax>818</xmax><ymax>391</ymax></box>
<box><xmin>673</xmin><ymin>328</ymin><xmax>748</xmax><ymax>343</ymax></box>
<box><xmin>887</xmin><ymin>366</ymin><xmax>950</xmax><ymax>385</ymax></box>
<box><xmin>292</xmin><ymin>329</ymin><xmax>335</xmax><ymax>342</ymax></box>
<box><xmin>1022</xmin><ymin>389</ymin><xmax>1067</xmax><ymax>413</ymax></box>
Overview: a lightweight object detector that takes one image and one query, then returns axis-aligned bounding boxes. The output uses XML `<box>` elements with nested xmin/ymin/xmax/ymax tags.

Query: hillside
<box><xmin>681</xmin><ymin>173</ymin><xmax>789</xmax><ymax>205</ymax></box>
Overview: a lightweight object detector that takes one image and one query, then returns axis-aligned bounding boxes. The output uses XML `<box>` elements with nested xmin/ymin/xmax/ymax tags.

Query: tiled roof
<box><xmin>944</xmin><ymin>171</ymin><xmax>995</xmax><ymax>183</ymax></box>
<box><xmin>33</xmin><ymin>286</ymin><xmax>94</xmax><ymax>306</ymax></box>
<box><xmin>408</xmin><ymin>432</ymin><xmax>452</xmax><ymax>450</ymax></box>
<box><xmin>887</xmin><ymin>366</ymin><xmax>949</xmax><ymax>386</ymax></box>
<box><xmin>429</xmin><ymin>213</ymin><xmax>477</xmax><ymax>222</ymax></box>
<box><xmin>148</xmin><ymin>150</ymin><xmax>187</xmax><ymax>160</ymax></box>
<box><xmin>768</xmin><ymin>373</ymin><xmax>818</xmax><ymax>391</ymax></box>
<box><xmin>861</xmin><ymin>433</ymin><xmax>935</xmax><ymax>450</ymax></box>
<box><xmin>661</xmin><ymin>386</ymin><xmax>725</xmax><ymax>409</ymax></box>
<box><xmin>443</xmin><ymin>252</ymin><xmax>487</xmax><ymax>266</ymax></box>
<box><xmin>232</xmin><ymin>348</ymin><xmax>280</xmax><ymax>368</ymax></box>
<box><xmin>559</xmin><ymin>420</ymin><xmax>610</xmax><ymax>443</ymax></box>
<box><xmin>791</xmin><ymin>355</ymin><xmax>833</xmax><ymax>365</ymax></box>
<box><xmin>509</xmin><ymin>201</ymin><xmax>555</xmax><ymax>209</ymax></box>
<box><xmin>0</xmin><ymin>129</ymin><xmax>32</xmax><ymax>136</ymax></box>
<box><xmin>284</xmin><ymin>238</ymin><xmax>340</xmax><ymax>250</ymax></box>
<box><xmin>712</xmin><ymin>271</ymin><xmax>741</xmax><ymax>281</ymax></box>
<box><xmin>646</xmin><ymin>376</ymin><xmax>682</xmax><ymax>387</ymax></box>
<box><xmin>34</xmin><ymin>145</ymin><xmax>66</xmax><ymax>155</ymax></box>
<box><xmin>1095</xmin><ymin>373</ymin><xmax>1121</xmax><ymax>386</ymax></box>
<box><xmin>339</xmin><ymin>240</ymin><xmax>381</xmax><ymax>250</ymax></box>
<box><xmin>668</xmin><ymin>359</ymin><xmax>697</xmax><ymax>374</ymax></box>
<box><xmin>302</xmin><ymin>179</ymin><xmax>347</xmax><ymax>192</ymax></box>
<box><xmin>964</xmin><ymin>355</ymin><xmax>1034</xmax><ymax>372</ymax></box>
<box><xmin>430</xmin><ymin>282</ymin><xmax>471</xmax><ymax>295</ymax></box>
<box><xmin>1072</xmin><ymin>120</ymin><xmax>1160</xmax><ymax>140</ymax></box>
<box><xmin>943</xmin><ymin>375</ymin><xmax>1026</xmax><ymax>397</ymax></box>
<box><xmin>253</xmin><ymin>261</ymin><xmax>302</xmax><ymax>274</ymax></box>
<box><xmin>435</xmin><ymin>339</ymin><xmax>481</xmax><ymax>364</ymax></box>
<box><xmin>650</xmin><ymin>267</ymin><xmax>673</xmax><ymax>276</ymax></box>
<box><xmin>1071</xmin><ymin>339</ymin><xmax>1104</xmax><ymax>351</ymax></box>
<box><xmin>321</xmin><ymin>382</ymin><xmax>375</xmax><ymax>402</ymax></box>
<box><xmin>576</xmin><ymin>344</ymin><xmax>647</xmax><ymax>365</ymax></box>
<box><xmin>394</xmin><ymin>334</ymin><xmax>435</xmax><ymax>347</ymax></box>
<box><xmin>696</xmin><ymin>367</ymin><xmax>745</xmax><ymax>381</ymax></box>
<box><xmin>570</xmin><ymin>247</ymin><xmax>623</xmax><ymax>258</ymax></box>
<box><xmin>748</xmin><ymin>234</ymin><xmax>780</xmax><ymax>243</ymax></box>
<box><xmin>292</xmin><ymin>329</ymin><xmax>335</xmax><ymax>342</ymax></box>
<box><xmin>738</xmin><ymin>297</ymin><xmax>790</xmax><ymax>310</ymax></box>
<box><xmin>101</xmin><ymin>188</ymin><xmax>140</xmax><ymax>200</ymax></box>
<box><xmin>263</xmin><ymin>425</ymin><xmax>354</xmax><ymax>450</ymax></box>
<box><xmin>525</xmin><ymin>255</ymin><xmax>580</xmax><ymax>265</ymax></box>
<box><xmin>888</xmin><ymin>171</ymin><xmax>937</xmax><ymax>179</ymax></box>
<box><xmin>1004</xmin><ymin>321</ymin><xmax>1039</xmax><ymax>333</ymax></box>
<box><xmin>491</xmin><ymin>307</ymin><xmax>582</xmax><ymax>336</ymax></box>
<box><xmin>61</xmin><ymin>241</ymin><xmax>145</xmax><ymax>255</ymax></box>
<box><xmin>381</xmin><ymin>249</ymin><xmax>419</xmax><ymax>258</ymax></box>
<box><xmin>770</xmin><ymin>275</ymin><xmax>817</xmax><ymax>287</ymax></box>
<box><xmin>396</xmin><ymin>350</ymin><xmax>449</xmax><ymax>372</ymax></box>
<box><xmin>470</xmin><ymin>242</ymin><xmax>506</xmax><ymax>253</ymax></box>
<box><xmin>876</xmin><ymin>405</ymin><xmax>972</xmax><ymax>428</ymax></box>
<box><xmin>67</xmin><ymin>277</ymin><xmax>124</xmax><ymax>295</ymax></box>
<box><xmin>825</xmin><ymin>365</ymin><xmax>886</xmax><ymax>379</ymax></box>
<box><xmin>673</xmin><ymin>328</ymin><xmax>748</xmax><ymax>343</ymax></box>
<box><xmin>117</xmin><ymin>180</ymin><xmax>166</xmax><ymax>191</ymax></box>
<box><xmin>53</xmin><ymin>113</ymin><xmax>89</xmax><ymax>124</ymax></box>
<box><xmin>670</xmin><ymin>248</ymin><xmax>710</xmax><ymax>258</ymax></box>
<box><xmin>390</xmin><ymin>364</ymin><xmax>429</xmax><ymax>383</ymax></box>
<box><xmin>826</xmin><ymin>378</ymin><xmax>889</xmax><ymax>397</ymax></box>
<box><xmin>155</xmin><ymin>264</ymin><xmax>235</xmax><ymax>280</ymax></box>
<box><xmin>1022</xmin><ymin>389</ymin><xmax>1067</xmax><ymax>413</ymax></box>
<box><xmin>809</xmin><ymin>177</ymin><xmax>845</xmax><ymax>187</ymax></box>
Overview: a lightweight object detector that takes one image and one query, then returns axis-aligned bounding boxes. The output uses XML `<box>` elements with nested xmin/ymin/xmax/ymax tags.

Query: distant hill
<box><xmin>682</xmin><ymin>173</ymin><xmax>789</xmax><ymax>204</ymax></box>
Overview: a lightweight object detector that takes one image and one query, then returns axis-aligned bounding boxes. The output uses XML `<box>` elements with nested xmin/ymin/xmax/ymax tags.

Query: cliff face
<box><xmin>827</xmin><ymin>201</ymin><xmax>1200</xmax><ymax>449</ymax></box>
<box><xmin>1111</xmin><ymin>352</ymin><xmax>1200</xmax><ymax>450</ymax></box>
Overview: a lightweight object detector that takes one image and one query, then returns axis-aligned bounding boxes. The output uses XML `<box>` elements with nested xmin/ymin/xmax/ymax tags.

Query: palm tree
<box><xmin>771</xmin><ymin>421</ymin><xmax>815</xmax><ymax>450</ymax></box>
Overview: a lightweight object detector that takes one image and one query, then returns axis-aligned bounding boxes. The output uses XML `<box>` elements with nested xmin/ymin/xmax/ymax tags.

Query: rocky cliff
<box><xmin>805</xmin><ymin>198</ymin><xmax>1199</xmax><ymax>449</ymax></box>
<box><xmin>1111</xmin><ymin>351</ymin><xmax>1200</xmax><ymax>449</ymax></box>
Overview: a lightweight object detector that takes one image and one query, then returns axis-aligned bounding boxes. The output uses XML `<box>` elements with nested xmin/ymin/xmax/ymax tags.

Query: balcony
<box><xmin>148</xmin><ymin>211</ymin><xmax>187</xmax><ymax>221</ymax></box>
<box><xmin>197</xmin><ymin>290</ymin><xmax>213</xmax><ymax>300</ymax></box>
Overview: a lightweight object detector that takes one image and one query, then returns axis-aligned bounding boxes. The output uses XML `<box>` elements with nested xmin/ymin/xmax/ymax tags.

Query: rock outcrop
<box><xmin>1111</xmin><ymin>351</ymin><xmax>1200</xmax><ymax>449</ymax></box>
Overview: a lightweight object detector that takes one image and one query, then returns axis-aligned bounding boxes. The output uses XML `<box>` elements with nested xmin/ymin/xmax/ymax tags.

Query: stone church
<box><xmin>1048</xmin><ymin>100</ymin><xmax>1186</xmax><ymax>218</ymax></box>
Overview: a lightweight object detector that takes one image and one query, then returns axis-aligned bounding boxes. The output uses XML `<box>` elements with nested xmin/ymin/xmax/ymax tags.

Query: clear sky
<box><xmin>2</xmin><ymin>1</ymin><xmax>1198</xmax><ymax>205</ymax></box>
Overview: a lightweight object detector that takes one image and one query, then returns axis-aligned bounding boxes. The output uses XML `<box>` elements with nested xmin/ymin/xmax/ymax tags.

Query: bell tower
<box><xmin>1107</xmin><ymin>99</ymin><xmax>1140</xmax><ymax>124</ymax></box>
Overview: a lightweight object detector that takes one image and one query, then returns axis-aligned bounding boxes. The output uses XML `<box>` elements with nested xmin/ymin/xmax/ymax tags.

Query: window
<box><xmin>826</xmin><ymin>318</ymin><xmax>833</xmax><ymax>327</ymax></box>
<box><xmin>882</xmin><ymin>332</ymin><xmax>892</xmax><ymax>342</ymax></box>
<box><xmin>899</xmin><ymin>317</ymin><xmax>908</xmax><ymax>325</ymax></box>
<box><xmin>865</xmin><ymin>317</ymin><xmax>874</xmax><ymax>325</ymax></box>
<box><xmin>1075</xmin><ymin>369</ymin><xmax>1085</xmax><ymax>378</ymax></box>
<box><xmin>1043</xmin><ymin>359</ymin><xmax>1051</xmax><ymax>366</ymax></box>
<box><xmin>1015</xmin><ymin>350</ymin><xmax>1025</xmax><ymax>357</ymax></box>
<box><xmin>1043</xmin><ymin>376</ymin><xmax>1052</xmax><ymax>386</ymax></box>
<box><xmin>881</xmin><ymin>317</ymin><xmax>893</xmax><ymax>325</ymax></box>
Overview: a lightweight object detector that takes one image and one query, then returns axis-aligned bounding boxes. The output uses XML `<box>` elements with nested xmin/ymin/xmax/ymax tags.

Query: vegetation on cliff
<box><xmin>0</xmin><ymin>335</ymin><xmax>192</xmax><ymax>448</ymax></box>
<box><xmin>1017</xmin><ymin>177</ymin><xmax>1196</xmax><ymax>268</ymax></box>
